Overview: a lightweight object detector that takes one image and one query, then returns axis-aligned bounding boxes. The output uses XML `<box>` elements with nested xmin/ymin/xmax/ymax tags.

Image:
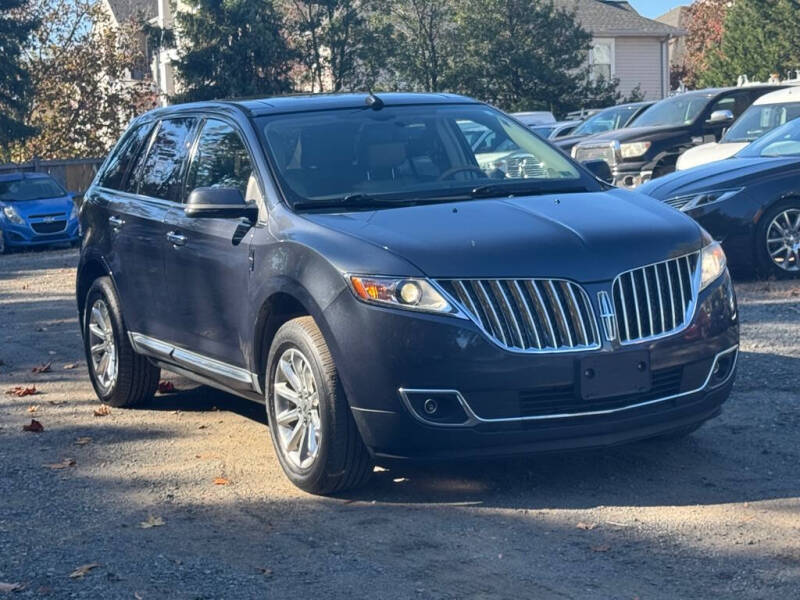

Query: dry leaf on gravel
<box><xmin>139</xmin><ymin>515</ymin><xmax>165</xmax><ymax>529</ymax></box>
<box><xmin>22</xmin><ymin>419</ymin><xmax>44</xmax><ymax>433</ymax></box>
<box><xmin>74</xmin><ymin>437</ymin><xmax>92</xmax><ymax>446</ymax></box>
<box><xmin>590</xmin><ymin>545</ymin><xmax>611</xmax><ymax>552</ymax></box>
<box><xmin>27</xmin><ymin>405</ymin><xmax>39</xmax><ymax>413</ymax></box>
<box><xmin>43</xmin><ymin>458</ymin><xmax>76</xmax><ymax>470</ymax></box>
<box><xmin>576</xmin><ymin>522</ymin><xmax>598</xmax><ymax>531</ymax></box>
<box><xmin>63</xmin><ymin>362</ymin><xmax>79</xmax><ymax>370</ymax></box>
<box><xmin>68</xmin><ymin>563</ymin><xmax>100</xmax><ymax>579</ymax></box>
<box><xmin>31</xmin><ymin>362</ymin><xmax>52</xmax><ymax>374</ymax></box>
<box><xmin>5</xmin><ymin>386</ymin><xmax>38</xmax><ymax>397</ymax></box>
<box><xmin>0</xmin><ymin>581</ymin><xmax>23</xmax><ymax>592</ymax></box>
<box><xmin>157</xmin><ymin>381</ymin><xmax>175</xmax><ymax>394</ymax></box>
<box><xmin>213</xmin><ymin>477</ymin><xmax>230</xmax><ymax>486</ymax></box>
<box><xmin>93</xmin><ymin>405</ymin><xmax>111</xmax><ymax>417</ymax></box>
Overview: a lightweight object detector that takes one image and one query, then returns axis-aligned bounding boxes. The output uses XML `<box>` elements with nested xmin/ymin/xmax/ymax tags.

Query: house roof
<box><xmin>104</xmin><ymin>0</ymin><xmax>157</xmax><ymax>25</ymax></box>
<box><xmin>553</xmin><ymin>0</ymin><xmax>684</xmax><ymax>37</ymax></box>
<box><xmin>655</xmin><ymin>5</ymin><xmax>690</xmax><ymax>29</ymax></box>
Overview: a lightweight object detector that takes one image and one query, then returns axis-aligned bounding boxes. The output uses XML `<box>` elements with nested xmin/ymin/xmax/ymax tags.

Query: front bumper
<box><xmin>323</xmin><ymin>273</ymin><xmax>739</xmax><ymax>461</ymax></box>
<box><xmin>2</xmin><ymin>218</ymin><xmax>80</xmax><ymax>247</ymax></box>
<box><xmin>611</xmin><ymin>161</ymin><xmax>652</xmax><ymax>189</ymax></box>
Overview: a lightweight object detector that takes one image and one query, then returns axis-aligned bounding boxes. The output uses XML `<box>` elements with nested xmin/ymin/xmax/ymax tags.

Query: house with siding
<box><xmin>554</xmin><ymin>0</ymin><xmax>685</xmax><ymax>100</ymax></box>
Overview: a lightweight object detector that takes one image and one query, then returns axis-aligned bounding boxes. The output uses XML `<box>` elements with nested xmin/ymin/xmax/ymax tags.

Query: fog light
<box><xmin>423</xmin><ymin>398</ymin><xmax>438</xmax><ymax>415</ymax></box>
<box><xmin>399</xmin><ymin>389</ymin><xmax>472</xmax><ymax>426</ymax></box>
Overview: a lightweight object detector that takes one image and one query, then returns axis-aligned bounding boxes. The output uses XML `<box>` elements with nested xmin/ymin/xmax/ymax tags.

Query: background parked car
<box><xmin>511</xmin><ymin>111</ymin><xmax>556</xmax><ymax>128</ymax></box>
<box><xmin>677</xmin><ymin>86</ymin><xmax>800</xmax><ymax>170</ymax></box>
<box><xmin>0</xmin><ymin>173</ymin><xmax>80</xmax><ymax>254</ymax></box>
<box><xmin>638</xmin><ymin>117</ymin><xmax>800</xmax><ymax>278</ymax></box>
<box><xmin>555</xmin><ymin>101</ymin><xmax>655</xmax><ymax>154</ymax></box>
<box><xmin>530</xmin><ymin>120</ymin><xmax>582</xmax><ymax>140</ymax></box>
<box><xmin>572</xmin><ymin>85</ymin><xmax>786</xmax><ymax>189</ymax></box>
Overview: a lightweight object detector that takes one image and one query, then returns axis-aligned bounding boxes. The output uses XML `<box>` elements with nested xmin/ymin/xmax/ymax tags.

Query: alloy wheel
<box><xmin>88</xmin><ymin>298</ymin><xmax>118</xmax><ymax>392</ymax></box>
<box><xmin>766</xmin><ymin>208</ymin><xmax>800</xmax><ymax>272</ymax></box>
<box><xmin>272</xmin><ymin>347</ymin><xmax>321</xmax><ymax>470</ymax></box>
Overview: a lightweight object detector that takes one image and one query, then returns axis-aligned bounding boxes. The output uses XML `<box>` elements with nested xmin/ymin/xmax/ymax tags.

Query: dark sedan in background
<box><xmin>0</xmin><ymin>173</ymin><xmax>80</xmax><ymax>253</ymax></box>
<box><xmin>639</xmin><ymin>117</ymin><xmax>800</xmax><ymax>277</ymax></box>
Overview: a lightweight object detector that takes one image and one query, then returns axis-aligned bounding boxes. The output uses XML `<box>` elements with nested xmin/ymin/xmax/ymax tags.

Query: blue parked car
<box><xmin>0</xmin><ymin>173</ymin><xmax>80</xmax><ymax>253</ymax></box>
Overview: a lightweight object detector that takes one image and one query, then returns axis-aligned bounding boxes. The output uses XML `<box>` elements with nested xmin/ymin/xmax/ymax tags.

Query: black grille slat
<box><xmin>31</xmin><ymin>220</ymin><xmax>67</xmax><ymax>234</ymax></box>
<box><xmin>613</xmin><ymin>253</ymin><xmax>700</xmax><ymax>344</ymax></box>
<box><xmin>438</xmin><ymin>278</ymin><xmax>598</xmax><ymax>352</ymax></box>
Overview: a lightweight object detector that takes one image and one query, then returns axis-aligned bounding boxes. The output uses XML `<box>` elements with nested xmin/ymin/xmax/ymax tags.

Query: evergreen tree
<box><xmin>450</xmin><ymin>0</ymin><xmax>619</xmax><ymax>115</ymax></box>
<box><xmin>700</xmin><ymin>0</ymin><xmax>800</xmax><ymax>87</ymax></box>
<box><xmin>173</xmin><ymin>0</ymin><xmax>295</xmax><ymax>102</ymax></box>
<box><xmin>0</xmin><ymin>0</ymin><xmax>37</xmax><ymax>162</ymax></box>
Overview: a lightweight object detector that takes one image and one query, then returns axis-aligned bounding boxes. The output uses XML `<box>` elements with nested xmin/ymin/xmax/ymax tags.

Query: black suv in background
<box><xmin>77</xmin><ymin>94</ymin><xmax>739</xmax><ymax>494</ymax></box>
<box><xmin>572</xmin><ymin>86</ymin><xmax>786</xmax><ymax>188</ymax></box>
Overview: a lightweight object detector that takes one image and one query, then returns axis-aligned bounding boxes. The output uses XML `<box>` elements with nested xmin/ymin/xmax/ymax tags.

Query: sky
<box><xmin>627</xmin><ymin>0</ymin><xmax>687</xmax><ymax>19</ymax></box>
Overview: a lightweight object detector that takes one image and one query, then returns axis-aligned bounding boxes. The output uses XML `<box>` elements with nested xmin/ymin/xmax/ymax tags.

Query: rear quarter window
<box><xmin>98</xmin><ymin>123</ymin><xmax>154</xmax><ymax>191</ymax></box>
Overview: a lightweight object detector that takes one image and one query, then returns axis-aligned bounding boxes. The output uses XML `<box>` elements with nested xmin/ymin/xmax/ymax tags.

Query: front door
<box><xmin>161</xmin><ymin>118</ymin><xmax>261</xmax><ymax>369</ymax></box>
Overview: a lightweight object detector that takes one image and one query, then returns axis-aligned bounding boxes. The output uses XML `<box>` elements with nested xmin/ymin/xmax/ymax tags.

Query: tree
<box><xmin>173</xmin><ymin>0</ymin><xmax>295</xmax><ymax>102</ymax></box>
<box><xmin>699</xmin><ymin>0</ymin><xmax>800</xmax><ymax>87</ymax></box>
<box><xmin>450</xmin><ymin>0</ymin><xmax>619</xmax><ymax>115</ymax></box>
<box><xmin>682</xmin><ymin>0</ymin><xmax>730</xmax><ymax>88</ymax></box>
<box><xmin>11</xmin><ymin>0</ymin><xmax>156</xmax><ymax>161</ymax></box>
<box><xmin>0</xmin><ymin>0</ymin><xmax>38</xmax><ymax>162</ymax></box>
<box><xmin>389</xmin><ymin>0</ymin><xmax>456</xmax><ymax>91</ymax></box>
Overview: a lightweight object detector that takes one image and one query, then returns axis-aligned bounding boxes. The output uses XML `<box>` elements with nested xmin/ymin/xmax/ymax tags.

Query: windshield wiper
<box><xmin>470</xmin><ymin>183</ymin><xmax>588</xmax><ymax>199</ymax></box>
<box><xmin>293</xmin><ymin>192</ymin><xmax>471</xmax><ymax>211</ymax></box>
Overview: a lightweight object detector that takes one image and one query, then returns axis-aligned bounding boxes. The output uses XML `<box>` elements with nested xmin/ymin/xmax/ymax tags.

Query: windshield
<box><xmin>738</xmin><ymin>118</ymin><xmax>800</xmax><ymax>158</ymax></box>
<box><xmin>723</xmin><ymin>103</ymin><xmax>800</xmax><ymax>143</ymax></box>
<box><xmin>573</xmin><ymin>105</ymin><xmax>642</xmax><ymax>136</ymax></box>
<box><xmin>0</xmin><ymin>177</ymin><xmax>66</xmax><ymax>202</ymax></box>
<box><xmin>258</xmin><ymin>104</ymin><xmax>590</xmax><ymax>209</ymax></box>
<box><xmin>530</xmin><ymin>125</ymin><xmax>555</xmax><ymax>138</ymax></box>
<box><xmin>629</xmin><ymin>92</ymin><xmax>715</xmax><ymax>128</ymax></box>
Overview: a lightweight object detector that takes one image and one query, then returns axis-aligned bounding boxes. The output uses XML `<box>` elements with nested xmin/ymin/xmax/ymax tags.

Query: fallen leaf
<box><xmin>22</xmin><ymin>419</ymin><xmax>44</xmax><ymax>433</ymax></box>
<box><xmin>197</xmin><ymin>424</ymin><xmax>208</xmax><ymax>430</ymax></box>
<box><xmin>93</xmin><ymin>404</ymin><xmax>111</xmax><ymax>417</ymax></box>
<box><xmin>213</xmin><ymin>477</ymin><xmax>230</xmax><ymax>486</ymax></box>
<box><xmin>31</xmin><ymin>361</ymin><xmax>52</xmax><ymax>374</ymax></box>
<box><xmin>63</xmin><ymin>362</ymin><xmax>79</xmax><ymax>370</ymax></box>
<box><xmin>68</xmin><ymin>563</ymin><xmax>100</xmax><ymax>579</ymax></box>
<box><xmin>74</xmin><ymin>437</ymin><xmax>92</xmax><ymax>446</ymax></box>
<box><xmin>139</xmin><ymin>515</ymin><xmax>165</xmax><ymax>529</ymax></box>
<box><xmin>48</xmin><ymin>400</ymin><xmax>66</xmax><ymax>406</ymax></box>
<box><xmin>43</xmin><ymin>458</ymin><xmax>76</xmax><ymax>470</ymax></box>
<box><xmin>27</xmin><ymin>405</ymin><xmax>39</xmax><ymax>413</ymax></box>
<box><xmin>590</xmin><ymin>545</ymin><xmax>611</xmax><ymax>552</ymax></box>
<box><xmin>5</xmin><ymin>386</ymin><xmax>38</xmax><ymax>397</ymax></box>
<box><xmin>576</xmin><ymin>521</ymin><xmax>598</xmax><ymax>531</ymax></box>
<box><xmin>0</xmin><ymin>582</ymin><xmax>23</xmax><ymax>592</ymax></box>
<box><xmin>157</xmin><ymin>381</ymin><xmax>175</xmax><ymax>394</ymax></box>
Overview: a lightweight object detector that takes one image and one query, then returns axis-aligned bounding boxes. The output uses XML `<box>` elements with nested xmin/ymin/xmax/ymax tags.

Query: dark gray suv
<box><xmin>77</xmin><ymin>93</ymin><xmax>739</xmax><ymax>494</ymax></box>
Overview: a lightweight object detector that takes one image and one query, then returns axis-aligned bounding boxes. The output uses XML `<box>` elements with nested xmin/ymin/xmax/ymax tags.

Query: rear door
<box><xmin>161</xmin><ymin>117</ymin><xmax>262</xmax><ymax>368</ymax></box>
<box><xmin>104</xmin><ymin>116</ymin><xmax>198</xmax><ymax>338</ymax></box>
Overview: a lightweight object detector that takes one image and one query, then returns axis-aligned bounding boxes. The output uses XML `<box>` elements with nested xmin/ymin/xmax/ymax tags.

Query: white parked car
<box><xmin>677</xmin><ymin>86</ymin><xmax>800</xmax><ymax>170</ymax></box>
<box><xmin>511</xmin><ymin>111</ymin><xmax>556</xmax><ymax>127</ymax></box>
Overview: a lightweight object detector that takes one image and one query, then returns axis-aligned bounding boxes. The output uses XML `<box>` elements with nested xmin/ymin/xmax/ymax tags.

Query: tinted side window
<box><xmin>98</xmin><ymin>123</ymin><xmax>152</xmax><ymax>190</ymax></box>
<box><xmin>185</xmin><ymin>119</ymin><xmax>253</xmax><ymax>200</ymax></box>
<box><xmin>137</xmin><ymin>117</ymin><xmax>197</xmax><ymax>201</ymax></box>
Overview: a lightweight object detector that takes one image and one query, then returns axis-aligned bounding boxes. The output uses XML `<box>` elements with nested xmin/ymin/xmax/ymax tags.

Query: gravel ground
<box><xmin>0</xmin><ymin>248</ymin><xmax>798</xmax><ymax>599</ymax></box>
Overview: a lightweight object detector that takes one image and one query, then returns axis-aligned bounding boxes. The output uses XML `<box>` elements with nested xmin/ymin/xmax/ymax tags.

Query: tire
<box><xmin>756</xmin><ymin>200</ymin><xmax>800</xmax><ymax>278</ymax></box>
<box><xmin>83</xmin><ymin>276</ymin><xmax>160</xmax><ymax>407</ymax></box>
<box><xmin>266</xmin><ymin>316</ymin><xmax>373</xmax><ymax>494</ymax></box>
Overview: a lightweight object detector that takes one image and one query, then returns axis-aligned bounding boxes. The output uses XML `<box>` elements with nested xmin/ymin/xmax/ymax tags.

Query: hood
<box><xmin>554</xmin><ymin>134</ymin><xmax>588</xmax><ymax>152</ymax></box>
<box><xmin>638</xmin><ymin>156</ymin><xmax>800</xmax><ymax>199</ymax></box>
<box><xmin>579</xmin><ymin>124</ymin><xmax>686</xmax><ymax>144</ymax></box>
<box><xmin>302</xmin><ymin>190</ymin><xmax>703</xmax><ymax>282</ymax></box>
<box><xmin>676</xmin><ymin>142</ymin><xmax>748</xmax><ymax>171</ymax></box>
<box><xmin>2</xmin><ymin>195</ymin><xmax>74</xmax><ymax>219</ymax></box>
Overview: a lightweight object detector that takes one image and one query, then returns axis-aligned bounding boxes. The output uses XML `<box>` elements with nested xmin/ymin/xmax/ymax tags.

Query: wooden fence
<box><xmin>0</xmin><ymin>157</ymin><xmax>105</xmax><ymax>194</ymax></box>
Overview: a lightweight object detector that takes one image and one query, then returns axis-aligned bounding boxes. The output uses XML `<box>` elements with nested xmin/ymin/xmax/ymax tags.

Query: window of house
<box><xmin>134</xmin><ymin>117</ymin><xmax>198</xmax><ymax>202</ymax></box>
<box><xmin>590</xmin><ymin>39</ymin><xmax>614</xmax><ymax>81</ymax></box>
<box><xmin>185</xmin><ymin>119</ymin><xmax>254</xmax><ymax>200</ymax></box>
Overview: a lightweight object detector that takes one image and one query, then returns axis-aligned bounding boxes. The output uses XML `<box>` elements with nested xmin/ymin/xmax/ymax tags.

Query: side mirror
<box><xmin>185</xmin><ymin>187</ymin><xmax>259</xmax><ymax>220</ymax></box>
<box><xmin>581</xmin><ymin>159</ymin><xmax>613</xmax><ymax>183</ymax></box>
<box><xmin>706</xmin><ymin>109</ymin><xmax>734</xmax><ymax>125</ymax></box>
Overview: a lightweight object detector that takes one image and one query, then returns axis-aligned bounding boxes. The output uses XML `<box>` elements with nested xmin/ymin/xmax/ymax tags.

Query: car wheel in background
<box><xmin>83</xmin><ymin>276</ymin><xmax>160</xmax><ymax>407</ymax></box>
<box><xmin>0</xmin><ymin>229</ymin><xmax>6</xmax><ymax>254</ymax></box>
<box><xmin>757</xmin><ymin>201</ymin><xmax>800</xmax><ymax>278</ymax></box>
<box><xmin>266</xmin><ymin>316</ymin><xmax>373</xmax><ymax>494</ymax></box>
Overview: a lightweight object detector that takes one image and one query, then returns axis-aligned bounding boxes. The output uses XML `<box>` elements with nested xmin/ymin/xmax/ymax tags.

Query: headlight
<box><xmin>666</xmin><ymin>188</ymin><xmax>743</xmax><ymax>212</ymax></box>
<box><xmin>348</xmin><ymin>275</ymin><xmax>458</xmax><ymax>315</ymax></box>
<box><xmin>2</xmin><ymin>205</ymin><xmax>25</xmax><ymax>225</ymax></box>
<box><xmin>700</xmin><ymin>242</ymin><xmax>727</xmax><ymax>290</ymax></box>
<box><xmin>619</xmin><ymin>141</ymin><xmax>651</xmax><ymax>159</ymax></box>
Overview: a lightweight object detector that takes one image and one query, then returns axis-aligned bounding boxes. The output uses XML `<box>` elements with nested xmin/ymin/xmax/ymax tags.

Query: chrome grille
<box><xmin>504</xmin><ymin>155</ymin><xmax>546</xmax><ymax>178</ymax></box>
<box><xmin>612</xmin><ymin>252</ymin><xmax>700</xmax><ymax>344</ymax></box>
<box><xmin>437</xmin><ymin>279</ymin><xmax>600</xmax><ymax>352</ymax></box>
<box><xmin>664</xmin><ymin>196</ymin><xmax>691</xmax><ymax>210</ymax></box>
<box><xmin>573</xmin><ymin>142</ymin><xmax>617</xmax><ymax>166</ymax></box>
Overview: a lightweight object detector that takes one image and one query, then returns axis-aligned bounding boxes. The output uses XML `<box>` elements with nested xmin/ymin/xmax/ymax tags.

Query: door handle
<box><xmin>108</xmin><ymin>216</ymin><xmax>124</xmax><ymax>229</ymax></box>
<box><xmin>166</xmin><ymin>231</ymin><xmax>187</xmax><ymax>246</ymax></box>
